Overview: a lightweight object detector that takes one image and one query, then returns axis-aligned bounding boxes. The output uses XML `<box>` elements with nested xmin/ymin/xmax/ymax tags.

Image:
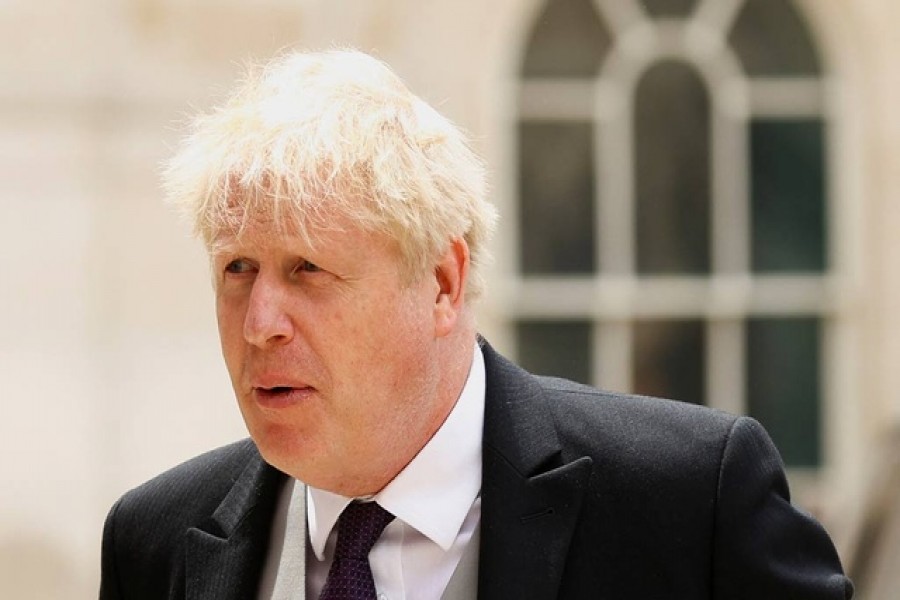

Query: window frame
<box><xmin>505</xmin><ymin>0</ymin><xmax>840</xmax><ymax>488</ymax></box>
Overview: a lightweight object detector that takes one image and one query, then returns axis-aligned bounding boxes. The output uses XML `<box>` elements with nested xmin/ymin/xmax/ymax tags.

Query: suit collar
<box><xmin>480</xmin><ymin>340</ymin><xmax>562</xmax><ymax>477</ymax></box>
<box><xmin>185</xmin><ymin>445</ymin><xmax>287</xmax><ymax>600</ymax></box>
<box><xmin>478</xmin><ymin>341</ymin><xmax>593</xmax><ymax>599</ymax></box>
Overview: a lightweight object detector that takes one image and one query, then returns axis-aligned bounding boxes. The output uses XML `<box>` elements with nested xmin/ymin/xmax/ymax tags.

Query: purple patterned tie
<box><xmin>319</xmin><ymin>501</ymin><xmax>395</xmax><ymax>600</ymax></box>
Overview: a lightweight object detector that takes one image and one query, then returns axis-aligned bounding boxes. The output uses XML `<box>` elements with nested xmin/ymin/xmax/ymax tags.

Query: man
<box><xmin>100</xmin><ymin>49</ymin><xmax>852</xmax><ymax>599</ymax></box>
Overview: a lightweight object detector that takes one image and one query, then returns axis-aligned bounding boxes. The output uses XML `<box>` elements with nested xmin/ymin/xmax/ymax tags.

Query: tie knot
<box><xmin>334</xmin><ymin>501</ymin><xmax>395</xmax><ymax>560</ymax></box>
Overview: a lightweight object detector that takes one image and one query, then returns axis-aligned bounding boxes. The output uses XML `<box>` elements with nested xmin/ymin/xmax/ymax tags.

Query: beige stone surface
<box><xmin>2</xmin><ymin>0</ymin><xmax>899</xmax><ymax>595</ymax></box>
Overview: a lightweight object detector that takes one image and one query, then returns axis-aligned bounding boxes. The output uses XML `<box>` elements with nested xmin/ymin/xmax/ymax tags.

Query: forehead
<box><xmin>209</xmin><ymin>204</ymin><xmax>400</xmax><ymax>264</ymax></box>
<box><xmin>211</xmin><ymin>194</ymin><xmax>333</xmax><ymax>247</ymax></box>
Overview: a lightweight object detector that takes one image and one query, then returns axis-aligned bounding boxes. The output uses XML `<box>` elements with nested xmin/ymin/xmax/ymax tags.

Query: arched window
<box><xmin>513</xmin><ymin>0</ymin><xmax>830</xmax><ymax>471</ymax></box>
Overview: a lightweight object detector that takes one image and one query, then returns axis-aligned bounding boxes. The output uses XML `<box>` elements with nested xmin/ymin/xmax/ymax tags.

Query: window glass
<box><xmin>519</xmin><ymin>121</ymin><xmax>596</xmax><ymax>274</ymax></box>
<box><xmin>640</xmin><ymin>0</ymin><xmax>698</xmax><ymax>19</ymax></box>
<box><xmin>750</xmin><ymin>119</ymin><xmax>826</xmax><ymax>272</ymax></box>
<box><xmin>746</xmin><ymin>317</ymin><xmax>821</xmax><ymax>467</ymax></box>
<box><xmin>517</xmin><ymin>321</ymin><xmax>592</xmax><ymax>384</ymax></box>
<box><xmin>635</xmin><ymin>61</ymin><xmax>711</xmax><ymax>274</ymax></box>
<box><xmin>522</xmin><ymin>0</ymin><xmax>612</xmax><ymax>78</ymax></box>
<box><xmin>633</xmin><ymin>319</ymin><xmax>705</xmax><ymax>404</ymax></box>
<box><xmin>728</xmin><ymin>0</ymin><xmax>821</xmax><ymax>76</ymax></box>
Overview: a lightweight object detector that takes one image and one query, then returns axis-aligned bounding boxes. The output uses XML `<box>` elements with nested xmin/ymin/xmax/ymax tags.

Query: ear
<box><xmin>433</xmin><ymin>238</ymin><xmax>469</xmax><ymax>338</ymax></box>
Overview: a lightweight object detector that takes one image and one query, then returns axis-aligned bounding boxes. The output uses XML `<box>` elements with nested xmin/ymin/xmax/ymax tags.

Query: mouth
<box><xmin>262</xmin><ymin>386</ymin><xmax>294</xmax><ymax>394</ymax></box>
<box><xmin>252</xmin><ymin>385</ymin><xmax>315</xmax><ymax>409</ymax></box>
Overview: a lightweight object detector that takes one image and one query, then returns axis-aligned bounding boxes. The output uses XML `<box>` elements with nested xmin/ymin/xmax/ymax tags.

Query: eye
<box><xmin>295</xmin><ymin>260</ymin><xmax>322</xmax><ymax>274</ymax></box>
<box><xmin>224</xmin><ymin>259</ymin><xmax>255</xmax><ymax>274</ymax></box>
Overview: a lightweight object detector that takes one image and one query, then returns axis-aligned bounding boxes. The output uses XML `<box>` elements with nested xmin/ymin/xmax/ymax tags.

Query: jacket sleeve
<box><xmin>712</xmin><ymin>416</ymin><xmax>853</xmax><ymax>599</ymax></box>
<box><xmin>99</xmin><ymin>498</ymin><xmax>124</xmax><ymax>600</ymax></box>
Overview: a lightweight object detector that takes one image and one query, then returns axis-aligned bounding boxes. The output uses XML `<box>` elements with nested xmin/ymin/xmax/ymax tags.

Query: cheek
<box><xmin>394</xmin><ymin>290</ymin><xmax>437</xmax><ymax>342</ymax></box>
<box><xmin>216</xmin><ymin>292</ymin><xmax>247</xmax><ymax>335</ymax></box>
<box><xmin>216</xmin><ymin>300</ymin><xmax>247</xmax><ymax>364</ymax></box>
<box><xmin>383</xmin><ymin>300</ymin><xmax>436</xmax><ymax>375</ymax></box>
<box><xmin>362</xmin><ymin>301</ymin><xmax>428</xmax><ymax>357</ymax></box>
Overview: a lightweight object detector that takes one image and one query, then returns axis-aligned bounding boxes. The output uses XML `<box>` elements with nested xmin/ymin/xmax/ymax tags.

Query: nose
<box><xmin>243</xmin><ymin>275</ymin><xmax>294</xmax><ymax>348</ymax></box>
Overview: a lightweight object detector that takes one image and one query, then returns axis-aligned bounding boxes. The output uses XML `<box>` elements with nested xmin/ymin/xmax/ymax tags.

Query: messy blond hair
<box><xmin>162</xmin><ymin>49</ymin><xmax>497</xmax><ymax>299</ymax></box>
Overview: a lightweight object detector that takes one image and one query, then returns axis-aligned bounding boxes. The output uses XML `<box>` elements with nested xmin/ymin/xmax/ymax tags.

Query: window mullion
<box><xmin>749</xmin><ymin>78</ymin><xmax>824</xmax><ymax>117</ymax></box>
<box><xmin>596</xmin><ymin>320</ymin><xmax>633</xmax><ymax>392</ymax></box>
<box><xmin>593</xmin><ymin>0</ymin><xmax>648</xmax><ymax>34</ymax></box>
<box><xmin>693</xmin><ymin>0</ymin><xmax>745</xmax><ymax>34</ymax></box>
<box><xmin>706</xmin><ymin>319</ymin><xmax>746</xmax><ymax>414</ymax></box>
<box><xmin>596</xmin><ymin>80</ymin><xmax>633</xmax><ymax>275</ymax></box>
<box><xmin>712</xmin><ymin>85</ymin><xmax>750</xmax><ymax>274</ymax></box>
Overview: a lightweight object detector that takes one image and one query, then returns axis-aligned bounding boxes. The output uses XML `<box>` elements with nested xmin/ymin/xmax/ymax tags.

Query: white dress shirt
<box><xmin>261</xmin><ymin>343</ymin><xmax>485</xmax><ymax>600</ymax></box>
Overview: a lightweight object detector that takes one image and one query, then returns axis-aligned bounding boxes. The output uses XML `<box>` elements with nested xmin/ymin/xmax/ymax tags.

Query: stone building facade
<box><xmin>2</xmin><ymin>0</ymin><xmax>900</xmax><ymax>596</ymax></box>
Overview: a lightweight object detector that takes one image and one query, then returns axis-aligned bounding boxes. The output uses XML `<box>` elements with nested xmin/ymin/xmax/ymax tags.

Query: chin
<box><xmin>246</xmin><ymin>420</ymin><xmax>308</xmax><ymax>468</ymax></box>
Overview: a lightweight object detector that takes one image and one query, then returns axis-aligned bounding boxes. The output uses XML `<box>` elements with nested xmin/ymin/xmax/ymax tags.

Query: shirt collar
<box><xmin>307</xmin><ymin>343</ymin><xmax>485</xmax><ymax>557</ymax></box>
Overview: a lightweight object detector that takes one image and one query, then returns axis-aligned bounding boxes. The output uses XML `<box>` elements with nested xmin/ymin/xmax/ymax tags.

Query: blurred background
<box><xmin>2</xmin><ymin>0</ymin><xmax>900</xmax><ymax>597</ymax></box>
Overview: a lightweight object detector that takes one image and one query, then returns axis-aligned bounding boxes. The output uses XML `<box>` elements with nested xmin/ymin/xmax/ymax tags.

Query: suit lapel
<box><xmin>478</xmin><ymin>342</ymin><xmax>593</xmax><ymax>600</ymax></box>
<box><xmin>185</xmin><ymin>449</ymin><xmax>287</xmax><ymax>600</ymax></box>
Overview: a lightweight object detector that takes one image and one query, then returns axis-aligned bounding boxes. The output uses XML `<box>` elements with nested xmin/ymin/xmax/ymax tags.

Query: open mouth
<box><xmin>252</xmin><ymin>385</ymin><xmax>313</xmax><ymax>408</ymax></box>
<box><xmin>256</xmin><ymin>386</ymin><xmax>299</xmax><ymax>398</ymax></box>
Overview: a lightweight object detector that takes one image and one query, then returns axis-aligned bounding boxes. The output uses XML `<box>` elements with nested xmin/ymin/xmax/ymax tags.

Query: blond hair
<box><xmin>163</xmin><ymin>49</ymin><xmax>497</xmax><ymax>299</ymax></box>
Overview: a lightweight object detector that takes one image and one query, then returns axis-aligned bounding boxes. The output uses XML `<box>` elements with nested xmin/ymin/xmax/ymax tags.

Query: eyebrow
<box><xmin>209</xmin><ymin>237</ymin><xmax>246</xmax><ymax>256</ymax></box>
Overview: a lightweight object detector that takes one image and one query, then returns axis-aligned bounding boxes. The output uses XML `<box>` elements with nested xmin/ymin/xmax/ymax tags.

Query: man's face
<box><xmin>213</xmin><ymin>213</ymin><xmax>453</xmax><ymax>495</ymax></box>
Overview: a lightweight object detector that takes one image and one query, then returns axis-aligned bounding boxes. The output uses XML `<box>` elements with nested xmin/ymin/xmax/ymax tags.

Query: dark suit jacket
<box><xmin>100</xmin><ymin>343</ymin><xmax>853</xmax><ymax>599</ymax></box>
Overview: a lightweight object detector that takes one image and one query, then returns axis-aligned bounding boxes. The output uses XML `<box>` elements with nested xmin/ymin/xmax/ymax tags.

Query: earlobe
<box><xmin>434</xmin><ymin>238</ymin><xmax>469</xmax><ymax>338</ymax></box>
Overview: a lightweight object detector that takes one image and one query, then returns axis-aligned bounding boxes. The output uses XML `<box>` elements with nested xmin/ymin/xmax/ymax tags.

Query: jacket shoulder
<box><xmin>116</xmin><ymin>439</ymin><xmax>260</xmax><ymax>521</ymax></box>
<box><xmin>105</xmin><ymin>438</ymin><xmax>265</xmax><ymax>559</ymax></box>
<box><xmin>100</xmin><ymin>439</ymin><xmax>267</xmax><ymax>598</ymax></box>
<box><xmin>481</xmin><ymin>339</ymin><xmax>741</xmax><ymax>477</ymax></box>
<box><xmin>537</xmin><ymin>375</ymin><xmax>740</xmax><ymax>465</ymax></box>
